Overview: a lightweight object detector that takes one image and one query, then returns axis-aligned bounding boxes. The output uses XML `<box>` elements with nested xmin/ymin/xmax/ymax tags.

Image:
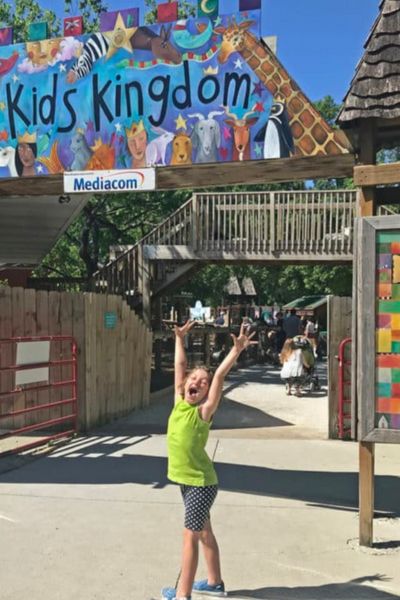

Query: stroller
<box><xmin>292</xmin><ymin>336</ymin><xmax>321</xmax><ymax>393</ymax></box>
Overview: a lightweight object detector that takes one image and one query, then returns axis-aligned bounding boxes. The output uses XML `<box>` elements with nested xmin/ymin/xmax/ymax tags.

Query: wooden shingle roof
<box><xmin>338</xmin><ymin>0</ymin><xmax>400</xmax><ymax>125</ymax></box>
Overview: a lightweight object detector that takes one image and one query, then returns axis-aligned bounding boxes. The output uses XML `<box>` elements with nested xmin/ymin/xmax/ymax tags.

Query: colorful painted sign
<box><xmin>357</xmin><ymin>217</ymin><xmax>400</xmax><ymax>443</ymax></box>
<box><xmin>376</xmin><ymin>230</ymin><xmax>400</xmax><ymax>432</ymax></box>
<box><xmin>0</xmin><ymin>10</ymin><xmax>292</xmax><ymax>180</ymax></box>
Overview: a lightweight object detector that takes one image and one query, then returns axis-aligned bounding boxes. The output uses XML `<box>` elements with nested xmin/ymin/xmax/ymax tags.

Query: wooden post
<box><xmin>192</xmin><ymin>193</ymin><xmax>199</xmax><ymax>251</ymax></box>
<box><xmin>154</xmin><ymin>338</ymin><xmax>162</xmax><ymax>372</ymax></box>
<box><xmin>204</xmin><ymin>329</ymin><xmax>211</xmax><ymax>368</ymax></box>
<box><xmin>359</xmin><ymin>441</ymin><xmax>375</xmax><ymax>546</ymax></box>
<box><xmin>357</xmin><ymin>119</ymin><xmax>377</xmax><ymax>217</ymax></box>
<box><xmin>357</xmin><ymin>117</ymin><xmax>376</xmax><ymax>547</ymax></box>
<box><xmin>140</xmin><ymin>250</ymin><xmax>152</xmax><ymax>329</ymax></box>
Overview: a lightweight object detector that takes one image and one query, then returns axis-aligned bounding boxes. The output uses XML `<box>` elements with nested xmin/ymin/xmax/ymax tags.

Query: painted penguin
<box><xmin>255</xmin><ymin>102</ymin><xmax>294</xmax><ymax>159</ymax></box>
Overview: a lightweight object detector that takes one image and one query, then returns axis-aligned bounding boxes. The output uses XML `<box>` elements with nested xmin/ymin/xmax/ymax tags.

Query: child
<box><xmin>161</xmin><ymin>320</ymin><xmax>256</xmax><ymax>600</ymax></box>
<box><xmin>279</xmin><ymin>337</ymin><xmax>310</xmax><ymax>396</ymax></box>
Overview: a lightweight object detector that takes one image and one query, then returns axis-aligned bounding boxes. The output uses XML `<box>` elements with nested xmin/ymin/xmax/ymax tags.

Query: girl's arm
<box><xmin>199</xmin><ymin>324</ymin><xmax>256</xmax><ymax>422</ymax></box>
<box><xmin>174</xmin><ymin>320</ymin><xmax>195</xmax><ymax>397</ymax></box>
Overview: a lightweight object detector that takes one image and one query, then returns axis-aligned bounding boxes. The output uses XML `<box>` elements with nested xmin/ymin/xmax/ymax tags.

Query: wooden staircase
<box><xmin>92</xmin><ymin>190</ymin><xmax>358</xmax><ymax>315</ymax></box>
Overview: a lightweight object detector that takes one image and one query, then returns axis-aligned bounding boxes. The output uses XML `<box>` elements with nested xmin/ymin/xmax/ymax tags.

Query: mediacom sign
<box><xmin>64</xmin><ymin>168</ymin><xmax>156</xmax><ymax>194</ymax></box>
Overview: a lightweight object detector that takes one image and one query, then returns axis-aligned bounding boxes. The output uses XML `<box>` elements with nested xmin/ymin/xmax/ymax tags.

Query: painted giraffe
<box><xmin>214</xmin><ymin>19</ymin><xmax>351</xmax><ymax>156</ymax></box>
<box><xmin>215</xmin><ymin>18</ymin><xmax>255</xmax><ymax>65</ymax></box>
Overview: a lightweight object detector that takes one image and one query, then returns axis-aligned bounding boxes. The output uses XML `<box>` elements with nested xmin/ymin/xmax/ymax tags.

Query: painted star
<box><xmin>255</xmin><ymin>102</ymin><xmax>265</xmax><ymax>112</ymax></box>
<box><xmin>254</xmin><ymin>143</ymin><xmax>263</xmax><ymax>158</ymax></box>
<box><xmin>234</xmin><ymin>58</ymin><xmax>243</xmax><ymax>70</ymax></box>
<box><xmin>213</xmin><ymin>16</ymin><xmax>222</xmax><ymax>26</ymax></box>
<box><xmin>59</xmin><ymin>63</ymin><xmax>67</xmax><ymax>73</ymax></box>
<box><xmin>115</xmin><ymin>122</ymin><xmax>122</xmax><ymax>132</ymax></box>
<box><xmin>12</xmin><ymin>74</ymin><xmax>19</xmax><ymax>83</ymax></box>
<box><xmin>104</xmin><ymin>12</ymin><xmax>137</xmax><ymax>59</ymax></box>
<box><xmin>0</xmin><ymin>102</ymin><xmax>6</xmax><ymax>111</ymax></box>
<box><xmin>175</xmin><ymin>113</ymin><xmax>187</xmax><ymax>131</ymax></box>
<box><xmin>223</xmin><ymin>126</ymin><xmax>232</xmax><ymax>141</ymax></box>
<box><xmin>253</xmin><ymin>81</ymin><xmax>265</xmax><ymax>97</ymax></box>
<box><xmin>37</xmin><ymin>165</ymin><xmax>44</xmax><ymax>173</ymax></box>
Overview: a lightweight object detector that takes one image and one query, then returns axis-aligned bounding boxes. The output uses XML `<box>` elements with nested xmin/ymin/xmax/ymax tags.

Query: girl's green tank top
<box><xmin>167</xmin><ymin>396</ymin><xmax>218</xmax><ymax>487</ymax></box>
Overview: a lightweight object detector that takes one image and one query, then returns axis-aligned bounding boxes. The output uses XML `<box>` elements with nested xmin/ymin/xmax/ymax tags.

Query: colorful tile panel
<box><xmin>376</xmin><ymin>231</ymin><xmax>400</xmax><ymax>430</ymax></box>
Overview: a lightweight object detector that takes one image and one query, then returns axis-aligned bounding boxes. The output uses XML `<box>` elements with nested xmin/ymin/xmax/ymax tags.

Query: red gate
<box><xmin>338</xmin><ymin>337</ymin><xmax>352</xmax><ymax>440</ymax></box>
<box><xmin>0</xmin><ymin>336</ymin><xmax>77</xmax><ymax>456</ymax></box>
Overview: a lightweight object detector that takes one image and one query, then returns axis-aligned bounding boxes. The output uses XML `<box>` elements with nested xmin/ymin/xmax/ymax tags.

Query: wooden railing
<box><xmin>92</xmin><ymin>190</ymin><xmax>358</xmax><ymax>297</ymax></box>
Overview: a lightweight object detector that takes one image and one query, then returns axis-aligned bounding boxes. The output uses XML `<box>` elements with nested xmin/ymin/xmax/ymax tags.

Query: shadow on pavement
<box><xmin>95</xmin><ymin>397</ymin><xmax>293</xmax><ymax>436</ymax></box>
<box><xmin>229</xmin><ymin>574</ymin><xmax>397</xmax><ymax>599</ymax></box>
<box><xmin>1</xmin><ymin>446</ymin><xmax>399</xmax><ymax>516</ymax></box>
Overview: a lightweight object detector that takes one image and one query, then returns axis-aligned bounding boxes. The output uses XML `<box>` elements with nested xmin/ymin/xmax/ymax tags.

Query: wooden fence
<box><xmin>0</xmin><ymin>287</ymin><xmax>152</xmax><ymax>432</ymax></box>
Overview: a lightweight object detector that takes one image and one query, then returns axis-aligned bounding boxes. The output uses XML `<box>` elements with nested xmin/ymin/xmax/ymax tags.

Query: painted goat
<box><xmin>188</xmin><ymin>111</ymin><xmax>225</xmax><ymax>163</ymax></box>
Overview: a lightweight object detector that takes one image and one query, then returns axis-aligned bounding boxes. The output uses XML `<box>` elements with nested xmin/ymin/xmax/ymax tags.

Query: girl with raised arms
<box><xmin>162</xmin><ymin>320</ymin><xmax>256</xmax><ymax>600</ymax></box>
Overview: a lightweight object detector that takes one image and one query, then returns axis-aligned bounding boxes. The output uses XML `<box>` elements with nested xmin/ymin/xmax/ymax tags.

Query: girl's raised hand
<box><xmin>230</xmin><ymin>323</ymin><xmax>258</xmax><ymax>354</ymax></box>
<box><xmin>174</xmin><ymin>319</ymin><xmax>196</xmax><ymax>339</ymax></box>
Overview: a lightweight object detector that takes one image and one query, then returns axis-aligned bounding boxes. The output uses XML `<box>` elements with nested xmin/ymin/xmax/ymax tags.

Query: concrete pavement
<box><xmin>0</xmin><ymin>364</ymin><xmax>399</xmax><ymax>600</ymax></box>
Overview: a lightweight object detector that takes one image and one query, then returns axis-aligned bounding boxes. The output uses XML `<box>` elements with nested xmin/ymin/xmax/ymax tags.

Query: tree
<box><xmin>314</xmin><ymin>95</ymin><xmax>342</xmax><ymax>128</ymax></box>
<box><xmin>312</xmin><ymin>96</ymin><xmax>355</xmax><ymax>191</ymax></box>
<box><xmin>0</xmin><ymin>0</ymin><xmax>59</xmax><ymax>41</ymax></box>
<box><xmin>144</xmin><ymin>0</ymin><xmax>196</xmax><ymax>24</ymax></box>
<box><xmin>64</xmin><ymin>0</ymin><xmax>108</xmax><ymax>33</ymax></box>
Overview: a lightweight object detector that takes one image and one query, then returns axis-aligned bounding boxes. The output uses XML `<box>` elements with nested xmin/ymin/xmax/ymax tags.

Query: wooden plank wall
<box><xmin>0</xmin><ymin>287</ymin><xmax>152</xmax><ymax>433</ymax></box>
<box><xmin>327</xmin><ymin>295</ymin><xmax>352</xmax><ymax>438</ymax></box>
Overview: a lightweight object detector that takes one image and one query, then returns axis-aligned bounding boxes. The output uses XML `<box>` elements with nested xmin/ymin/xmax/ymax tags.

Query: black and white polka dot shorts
<box><xmin>180</xmin><ymin>484</ymin><xmax>218</xmax><ymax>532</ymax></box>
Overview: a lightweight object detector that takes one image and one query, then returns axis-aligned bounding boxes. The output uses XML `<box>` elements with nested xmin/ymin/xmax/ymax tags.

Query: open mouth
<box><xmin>188</xmin><ymin>385</ymin><xmax>198</xmax><ymax>398</ymax></box>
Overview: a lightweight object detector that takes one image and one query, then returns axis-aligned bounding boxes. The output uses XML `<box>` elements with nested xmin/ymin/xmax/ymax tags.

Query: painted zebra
<box><xmin>67</xmin><ymin>26</ymin><xmax>182</xmax><ymax>84</ymax></box>
<box><xmin>67</xmin><ymin>33</ymin><xmax>110</xmax><ymax>82</ymax></box>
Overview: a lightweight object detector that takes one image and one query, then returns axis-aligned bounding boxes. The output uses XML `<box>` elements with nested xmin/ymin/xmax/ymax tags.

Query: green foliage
<box><xmin>314</xmin><ymin>95</ymin><xmax>342</xmax><ymax>128</ymax></box>
<box><xmin>177</xmin><ymin>263</ymin><xmax>352</xmax><ymax>307</ymax></box>
<box><xmin>0</xmin><ymin>0</ymin><xmax>59</xmax><ymax>41</ymax></box>
<box><xmin>64</xmin><ymin>0</ymin><xmax>108</xmax><ymax>33</ymax></box>
<box><xmin>312</xmin><ymin>95</ymin><xmax>354</xmax><ymax>191</ymax></box>
<box><xmin>33</xmin><ymin>189</ymin><xmax>192</xmax><ymax>279</ymax></box>
<box><xmin>144</xmin><ymin>0</ymin><xmax>196</xmax><ymax>24</ymax></box>
<box><xmin>377</xmin><ymin>146</ymin><xmax>400</xmax><ymax>164</ymax></box>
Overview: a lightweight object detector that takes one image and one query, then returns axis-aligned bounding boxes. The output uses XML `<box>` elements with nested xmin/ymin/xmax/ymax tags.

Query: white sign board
<box><xmin>15</xmin><ymin>341</ymin><xmax>50</xmax><ymax>386</ymax></box>
<box><xmin>64</xmin><ymin>168</ymin><xmax>156</xmax><ymax>194</ymax></box>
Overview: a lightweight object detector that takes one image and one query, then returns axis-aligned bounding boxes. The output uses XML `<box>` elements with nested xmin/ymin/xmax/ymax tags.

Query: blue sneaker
<box><xmin>192</xmin><ymin>580</ymin><xmax>227</xmax><ymax>597</ymax></box>
<box><xmin>161</xmin><ymin>587</ymin><xmax>191</xmax><ymax>600</ymax></box>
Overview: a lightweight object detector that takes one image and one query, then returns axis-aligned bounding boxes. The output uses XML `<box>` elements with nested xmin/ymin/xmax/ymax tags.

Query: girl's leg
<box><xmin>200</xmin><ymin>519</ymin><xmax>223</xmax><ymax>585</ymax></box>
<box><xmin>177</xmin><ymin>528</ymin><xmax>201</xmax><ymax>598</ymax></box>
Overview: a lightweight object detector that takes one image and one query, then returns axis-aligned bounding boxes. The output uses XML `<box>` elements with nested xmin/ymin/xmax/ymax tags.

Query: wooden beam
<box><xmin>0</xmin><ymin>154</ymin><xmax>355</xmax><ymax>197</ymax></box>
<box><xmin>143</xmin><ymin>245</ymin><xmax>353</xmax><ymax>263</ymax></box>
<box><xmin>354</xmin><ymin>162</ymin><xmax>400</xmax><ymax>187</ymax></box>
<box><xmin>359</xmin><ymin>441</ymin><xmax>375</xmax><ymax>547</ymax></box>
<box><xmin>157</xmin><ymin>154</ymin><xmax>355</xmax><ymax>190</ymax></box>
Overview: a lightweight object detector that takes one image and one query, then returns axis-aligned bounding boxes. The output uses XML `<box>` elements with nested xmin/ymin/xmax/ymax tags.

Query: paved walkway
<box><xmin>1</xmin><ymin>364</ymin><xmax>400</xmax><ymax>599</ymax></box>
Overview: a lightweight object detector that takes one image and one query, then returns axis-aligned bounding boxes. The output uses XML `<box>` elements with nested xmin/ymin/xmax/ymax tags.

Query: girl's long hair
<box><xmin>280</xmin><ymin>338</ymin><xmax>295</xmax><ymax>364</ymax></box>
<box><xmin>15</xmin><ymin>143</ymin><xmax>37</xmax><ymax>176</ymax></box>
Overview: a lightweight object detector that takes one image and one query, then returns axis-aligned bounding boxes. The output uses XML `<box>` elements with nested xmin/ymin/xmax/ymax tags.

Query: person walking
<box><xmin>279</xmin><ymin>338</ymin><xmax>310</xmax><ymax>396</ymax></box>
<box><xmin>283</xmin><ymin>308</ymin><xmax>301</xmax><ymax>339</ymax></box>
<box><xmin>305</xmin><ymin>317</ymin><xmax>318</xmax><ymax>356</ymax></box>
<box><xmin>162</xmin><ymin>321</ymin><xmax>256</xmax><ymax>600</ymax></box>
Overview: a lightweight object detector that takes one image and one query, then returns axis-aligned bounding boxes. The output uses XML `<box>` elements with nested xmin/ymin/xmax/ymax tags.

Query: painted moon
<box><xmin>200</xmin><ymin>0</ymin><xmax>217</xmax><ymax>14</ymax></box>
